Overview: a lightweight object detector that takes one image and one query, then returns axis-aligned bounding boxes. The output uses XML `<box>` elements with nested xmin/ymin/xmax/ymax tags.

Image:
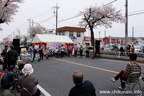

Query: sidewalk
<box><xmin>101</xmin><ymin>54</ymin><xmax>144</xmax><ymax>63</ymax></box>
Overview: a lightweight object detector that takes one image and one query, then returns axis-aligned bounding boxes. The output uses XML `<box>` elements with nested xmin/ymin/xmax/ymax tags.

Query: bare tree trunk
<box><xmin>90</xmin><ymin>26</ymin><xmax>94</xmax><ymax>47</ymax></box>
<box><xmin>89</xmin><ymin>26</ymin><xmax>95</xmax><ymax>58</ymax></box>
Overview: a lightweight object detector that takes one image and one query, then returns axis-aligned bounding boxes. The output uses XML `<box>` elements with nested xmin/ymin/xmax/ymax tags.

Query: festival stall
<box><xmin>32</xmin><ymin>34</ymin><xmax>74</xmax><ymax>51</ymax></box>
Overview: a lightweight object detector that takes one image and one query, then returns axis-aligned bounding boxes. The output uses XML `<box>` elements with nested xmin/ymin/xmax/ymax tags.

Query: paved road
<box><xmin>0</xmin><ymin>56</ymin><xmax>144</xmax><ymax>96</ymax></box>
<box><xmin>31</xmin><ymin>57</ymin><xmax>144</xmax><ymax>96</ymax></box>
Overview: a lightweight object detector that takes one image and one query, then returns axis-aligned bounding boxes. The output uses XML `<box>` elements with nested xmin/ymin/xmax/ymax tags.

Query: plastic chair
<box><xmin>123</xmin><ymin>72</ymin><xmax>141</xmax><ymax>90</ymax></box>
<box><xmin>17</xmin><ymin>85</ymin><xmax>32</xmax><ymax>96</ymax></box>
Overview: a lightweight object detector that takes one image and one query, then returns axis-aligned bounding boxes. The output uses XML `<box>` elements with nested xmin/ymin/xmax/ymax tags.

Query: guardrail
<box><xmin>100</xmin><ymin>50</ymin><xmax>144</xmax><ymax>57</ymax></box>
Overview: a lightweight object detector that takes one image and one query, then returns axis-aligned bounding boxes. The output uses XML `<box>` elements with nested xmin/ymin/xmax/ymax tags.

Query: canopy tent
<box><xmin>32</xmin><ymin>34</ymin><xmax>73</xmax><ymax>43</ymax></box>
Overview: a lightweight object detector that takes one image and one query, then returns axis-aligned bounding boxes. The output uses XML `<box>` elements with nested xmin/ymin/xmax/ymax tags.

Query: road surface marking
<box><xmin>101</xmin><ymin>59</ymin><xmax>144</xmax><ymax>66</ymax></box>
<box><xmin>54</xmin><ymin>58</ymin><xmax>142</xmax><ymax>79</ymax></box>
<box><xmin>37</xmin><ymin>84</ymin><xmax>51</xmax><ymax>96</ymax></box>
<box><xmin>54</xmin><ymin>58</ymin><xmax>119</xmax><ymax>74</ymax></box>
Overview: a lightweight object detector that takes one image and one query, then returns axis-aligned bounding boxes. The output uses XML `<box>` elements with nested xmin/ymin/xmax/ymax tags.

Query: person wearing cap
<box><xmin>7</xmin><ymin>45</ymin><xmax>18</xmax><ymax>68</ymax></box>
<box><xmin>68</xmin><ymin>71</ymin><xmax>96</xmax><ymax>96</ymax></box>
<box><xmin>111</xmin><ymin>53</ymin><xmax>141</xmax><ymax>90</ymax></box>
<box><xmin>1</xmin><ymin>65</ymin><xmax>15</xmax><ymax>89</ymax></box>
<box><xmin>18</xmin><ymin>64</ymin><xmax>41</xmax><ymax>96</ymax></box>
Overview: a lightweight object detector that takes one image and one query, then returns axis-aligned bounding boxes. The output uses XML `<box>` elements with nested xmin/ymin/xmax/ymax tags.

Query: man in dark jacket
<box><xmin>1</xmin><ymin>45</ymin><xmax>8</xmax><ymax>70</ymax></box>
<box><xmin>7</xmin><ymin>45</ymin><xmax>18</xmax><ymax>68</ymax></box>
<box><xmin>69</xmin><ymin>71</ymin><xmax>96</xmax><ymax>96</ymax></box>
<box><xmin>38</xmin><ymin>44</ymin><xmax>43</xmax><ymax>61</ymax></box>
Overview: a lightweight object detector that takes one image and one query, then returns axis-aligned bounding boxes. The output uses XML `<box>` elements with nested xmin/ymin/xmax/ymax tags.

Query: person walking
<box><xmin>131</xmin><ymin>45</ymin><xmax>135</xmax><ymax>53</ymax></box>
<box><xmin>1</xmin><ymin>45</ymin><xmax>8</xmax><ymax>71</ymax></box>
<box><xmin>74</xmin><ymin>44</ymin><xmax>78</xmax><ymax>57</ymax></box>
<box><xmin>85</xmin><ymin>44</ymin><xmax>89</xmax><ymax>58</ymax></box>
<box><xmin>114</xmin><ymin>45</ymin><xmax>118</xmax><ymax>55</ymax></box>
<box><xmin>38</xmin><ymin>44</ymin><xmax>43</xmax><ymax>61</ymax></box>
<box><xmin>126</xmin><ymin>45</ymin><xmax>131</xmax><ymax>56</ymax></box>
<box><xmin>33</xmin><ymin>45</ymin><xmax>37</xmax><ymax>60</ymax></box>
<box><xmin>68</xmin><ymin>71</ymin><xmax>96</xmax><ymax>96</ymax></box>
<box><xmin>111</xmin><ymin>53</ymin><xmax>141</xmax><ymax>90</ymax></box>
<box><xmin>28</xmin><ymin>44</ymin><xmax>34</xmax><ymax>63</ymax></box>
<box><xmin>60</xmin><ymin>44</ymin><xmax>65</xmax><ymax>57</ymax></box>
<box><xmin>42</xmin><ymin>45</ymin><xmax>45</xmax><ymax>59</ymax></box>
<box><xmin>79</xmin><ymin>45</ymin><xmax>83</xmax><ymax>58</ymax></box>
<box><xmin>7</xmin><ymin>45</ymin><xmax>18</xmax><ymax>68</ymax></box>
<box><xmin>68</xmin><ymin>46</ymin><xmax>71</xmax><ymax>57</ymax></box>
<box><xmin>55</xmin><ymin>47</ymin><xmax>59</xmax><ymax>58</ymax></box>
<box><xmin>120</xmin><ymin>46</ymin><xmax>124</xmax><ymax>56</ymax></box>
<box><xmin>46</xmin><ymin>47</ymin><xmax>50</xmax><ymax>59</ymax></box>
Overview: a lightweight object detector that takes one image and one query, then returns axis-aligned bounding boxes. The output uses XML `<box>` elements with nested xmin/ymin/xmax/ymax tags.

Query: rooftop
<box><xmin>57</xmin><ymin>26</ymin><xmax>86</xmax><ymax>32</ymax></box>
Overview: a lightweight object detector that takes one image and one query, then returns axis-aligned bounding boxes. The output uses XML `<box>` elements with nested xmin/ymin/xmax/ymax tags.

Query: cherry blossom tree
<box><xmin>29</xmin><ymin>25</ymin><xmax>43</xmax><ymax>38</ymax></box>
<box><xmin>79</xmin><ymin>4</ymin><xmax>125</xmax><ymax>48</ymax></box>
<box><xmin>15</xmin><ymin>34</ymin><xmax>22</xmax><ymax>39</ymax></box>
<box><xmin>21</xmin><ymin>35</ymin><xmax>28</xmax><ymax>44</ymax></box>
<box><xmin>0</xmin><ymin>0</ymin><xmax>22</xmax><ymax>30</ymax></box>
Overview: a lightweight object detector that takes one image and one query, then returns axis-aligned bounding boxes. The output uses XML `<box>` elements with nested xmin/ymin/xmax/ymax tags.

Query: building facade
<box><xmin>57</xmin><ymin>26</ymin><xmax>86</xmax><ymax>45</ymax></box>
<box><xmin>123</xmin><ymin>37</ymin><xmax>144</xmax><ymax>44</ymax></box>
<box><xmin>103</xmin><ymin>37</ymin><xmax>124</xmax><ymax>45</ymax></box>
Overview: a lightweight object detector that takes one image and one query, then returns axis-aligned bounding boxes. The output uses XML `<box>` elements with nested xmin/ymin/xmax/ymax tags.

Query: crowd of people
<box><xmin>27</xmin><ymin>43</ymin><xmax>96</xmax><ymax>63</ymax></box>
<box><xmin>0</xmin><ymin>44</ymin><xmax>144</xmax><ymax>96</ymax></box>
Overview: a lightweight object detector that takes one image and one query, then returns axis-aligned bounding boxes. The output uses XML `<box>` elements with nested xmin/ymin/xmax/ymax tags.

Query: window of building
<box><xmin>112</xmin><ymin>39</ymin><xmax>115</xmax><ymax>43</ymax></box>
<box><xmin>69</xmin><ymin>31</ymin><xmax>73</xmax><ymax>37</ymax></box>
<box><xmin>105</xmin><ymin>40</ymin><xmax>107</xmax><ymax>43</ymax></box>
<box><xmin>77</xmin><ymin>32</ymin><xmax>81</xmax><ymax>37</ymax></box>
<box><xmin>62</xmin><ymin>31</ymin><xmax>65</xmax><ymax>36</ymax></box>
<box><xmin>59</xmin><ymin>32</ymin><xmax>61</xmax><ymax>35</ymax></box>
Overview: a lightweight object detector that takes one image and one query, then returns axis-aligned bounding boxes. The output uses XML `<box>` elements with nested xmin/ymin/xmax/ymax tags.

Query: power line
<box><xmin>104</xmin><ymin>0</ymin><xmax>118</xmax><ymax>6</ymax></box>
<box><xmin>58</xmin><ymin>15</ymin><xmax>81</xmax><ymax>23</ymax></box>
<box><xmin>128</xmin><ymin>11</ymin><xmax>144</xmax><ymax>16</ymax></box>
<box><xmin>129</xmin><ymin>9</ymin><xmax>144</xmax><ymax>14</ymax></box>
<box><xmin>37</xmin><ymin>15</ymin><xmax>55</xmax><ymax>24</ymax></box>
<box><xmin>58</xmin><ymin>0</ymin><xmax>118</xmax><ymax>23</ymax></box>
<box><xmin>31</xmin><ymin>9</ymin><xmax>53</xmax><ymax>19</ymax></box>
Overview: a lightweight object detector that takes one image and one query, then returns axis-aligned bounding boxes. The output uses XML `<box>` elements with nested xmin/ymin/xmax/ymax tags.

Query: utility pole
<box><xmin>125</xmin><ymin>0</ymin><xmax>128</xmax><ymax>54</ymax></box>
<box><xmin>53</xmin><ymin>3</ymin><xmax>60</xmax><ymax>35</ymax></box>
<box><xmin>32</xmin><ymin>20</ymin><xmax>34</xmax><ymax>27</ymax></box>
<box><xmin>13</xmin><ymin>32</ymin><xmax>15</xmax><ymax>39</ymax></box>
<box><xmin>27</xmin><ymin>19</ymin><xmax>32</xmax><ymax>38</ymax></box>
<box><xmin>132</xmin><ymin>26</ymin><xmax>134</xmax><ymax>37</ymax></box>
<box><xmin>104</xmin><ymin>30</ymin><xmax>106</xmax><ymax>37</ymax></box>
<box><xmin>17</xmin><ymin>28</ymin><xmax>20</xmax><ymax>35</ymax></box>
<box><xmin>99</xmin><ymin>31</ymin><xmax>101</xmax><ymax>40</ymax></box>
<box><xmin>28</xmin><ymin>19</ymin><xmax>32</xmax><ymax>28</ymax></box>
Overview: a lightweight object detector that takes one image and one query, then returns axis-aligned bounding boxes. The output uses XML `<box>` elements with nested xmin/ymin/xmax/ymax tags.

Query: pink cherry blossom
<box><xmin>79</xmin><ymin>4</ymin><xmax>125</xmax><ymax>48</ymax></box>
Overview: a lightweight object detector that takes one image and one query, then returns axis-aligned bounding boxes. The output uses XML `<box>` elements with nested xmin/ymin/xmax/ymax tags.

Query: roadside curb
<box><xmin>101</xmin><ymin>55</ymin><xmax>144</xmax><ymax>63</ymax></box>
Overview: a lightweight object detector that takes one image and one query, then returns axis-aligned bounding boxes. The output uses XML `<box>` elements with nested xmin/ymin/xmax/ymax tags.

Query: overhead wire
<box><xmin>58</xmin><ymin>0</ymin><xmax>118</xmax><ymax>23</ymax></box>
<box><xmin>37</xmin><ymin>15</ymin><xmax>55</xmax><ymax>24</ymax></box>
<box><xmin>128</xmin><ymin>11</ymin><xmax>144</xmax><ymax>16</ymax></box>
<box><xmin>31</xmin><ymin>9</ymin><xmax>53</xmax><ymax>19</ymax></box>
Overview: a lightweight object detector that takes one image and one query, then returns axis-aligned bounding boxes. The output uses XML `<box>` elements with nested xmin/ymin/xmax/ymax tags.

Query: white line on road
<box><xmin>37</xmin><ymin>84</ymin><xmax>51</xmax><ymax>96</ymax></box>
<box><xmin>101</xmin><ymin>59</ymin><xmax>144</xmax><ymax>66</ymax></box>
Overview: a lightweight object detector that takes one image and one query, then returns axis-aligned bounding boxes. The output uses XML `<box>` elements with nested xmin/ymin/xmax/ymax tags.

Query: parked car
<box><xmin>103</xmin><ymin>44</ymin><xmax>115</xmax><ymax>51</ymax></box>
<box><xmin>134</xmin><ymin>44</ymin><xmax>144</xmax><ymax>53</ymax></box>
